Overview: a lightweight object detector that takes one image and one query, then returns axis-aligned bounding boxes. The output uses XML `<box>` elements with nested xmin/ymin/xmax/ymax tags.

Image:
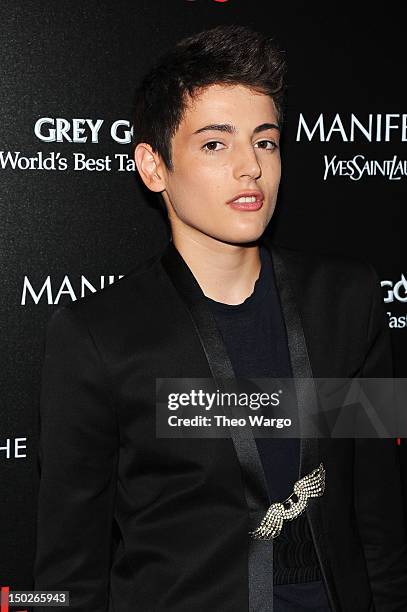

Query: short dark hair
<box><xmin>132</xmin><ymin>24</ymin><xmax>286</xmax><ymax>171</ymax></box>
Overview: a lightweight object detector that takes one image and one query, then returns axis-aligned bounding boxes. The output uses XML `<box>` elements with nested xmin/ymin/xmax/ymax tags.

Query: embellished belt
<box><xmin>250</xmin><ymin>463</ymin><xmax>325</xmax><ymax>540</ymax></box>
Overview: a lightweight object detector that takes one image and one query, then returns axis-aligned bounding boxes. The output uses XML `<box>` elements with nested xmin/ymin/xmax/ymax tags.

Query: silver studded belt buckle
<box><xmin>250</xmin><ymin>463</ymin><xmax>326</xmax><ymax>540</ymax></box>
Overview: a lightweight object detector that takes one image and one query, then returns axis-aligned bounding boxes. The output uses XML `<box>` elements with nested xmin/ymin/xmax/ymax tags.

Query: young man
<box><xmin>34</xmin><ymin>25</ymin><xmax>407</xmax><ymax>611</ymax></box>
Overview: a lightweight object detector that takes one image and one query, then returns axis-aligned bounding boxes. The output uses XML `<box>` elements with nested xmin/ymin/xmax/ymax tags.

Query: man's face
<box><xmin>161</xmin><ymin>83</ymin><xmax>281</xmax><ymax>246</ymax></box>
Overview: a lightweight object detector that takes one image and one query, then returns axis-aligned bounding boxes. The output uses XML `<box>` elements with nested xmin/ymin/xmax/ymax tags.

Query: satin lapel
<box><xmin>269</xmin><ymin>242</ymin><xmax>340</xmax><ymax>612</ymax></box>
<box><xmin>160</xmin><ymin>240</ymin><xmax>269</xmax><ymax>514</ymax></box>
<box><xmin>161</xmin><ymin>240</ymin><xmax>275</xmax><ymax>612</ymax></box>
<box><xmin>267</xmin><ymin>243</ymin><xmax>319</xmax><ymax>476</ymax></box>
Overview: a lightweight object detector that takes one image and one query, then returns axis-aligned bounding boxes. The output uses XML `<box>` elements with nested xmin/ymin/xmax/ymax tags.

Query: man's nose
<box><xmin>233</xmin><ymin>145</ymin><xmax>262</xmax><ymax>180</ymax></box>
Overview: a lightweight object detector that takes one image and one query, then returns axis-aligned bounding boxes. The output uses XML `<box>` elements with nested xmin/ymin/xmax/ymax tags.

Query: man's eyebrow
<box><xmin>192</xmin><ymin>122</ymin><xmax>280</xmax><ymax>135</ymax></box>
<box><xmin>253</xmin><ymin>122</ymin><xmax>280</xmax><ymax>134</ymax></box>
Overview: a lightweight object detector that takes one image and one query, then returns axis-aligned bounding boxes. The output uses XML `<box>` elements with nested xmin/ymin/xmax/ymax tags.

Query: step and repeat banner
<box><xmin>0</xmin><ymin>0</ymin><xmax>404</xmax><ymax>589</ymax></box>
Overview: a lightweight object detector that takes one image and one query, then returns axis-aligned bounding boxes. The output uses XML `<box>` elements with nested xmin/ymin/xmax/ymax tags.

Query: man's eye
<box><xmin>255</xmin><ymin>140</ymin><xmax>278</xmax><ymax>150</ymax></box>
<box><xmin>202</xmin><ymin>141</ymin><xmax>224</xmax><ymax>153</ymax></box>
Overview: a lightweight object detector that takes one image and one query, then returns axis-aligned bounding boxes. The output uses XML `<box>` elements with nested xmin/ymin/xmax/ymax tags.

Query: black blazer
<box><xmin>34</xmin><ymin>238</ymin><xmax>407</xmax><ymax>612</ymax></box>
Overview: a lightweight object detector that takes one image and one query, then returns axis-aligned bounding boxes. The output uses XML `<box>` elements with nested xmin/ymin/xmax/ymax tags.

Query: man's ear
<box><xmin>134</xmin><ymin>143</ymin><xmax>166</xmax><ymax>193</ymax></box>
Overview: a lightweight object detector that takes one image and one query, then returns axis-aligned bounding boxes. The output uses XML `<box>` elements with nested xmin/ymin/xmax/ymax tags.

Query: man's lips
<box><xmin>226</xmin><ymin>190</ymin><xmax>264</xmax><ymax>211</ymax></box>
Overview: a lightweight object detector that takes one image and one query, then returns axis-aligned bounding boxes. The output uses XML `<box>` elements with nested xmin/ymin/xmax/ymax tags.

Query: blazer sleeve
<box><xmin>354</xmin><ymin>264</ymin><xmax>407</xmax><ymax>611</ymax></box>
<box><xmin>34</xmin><ymin>306</ymin><xmax>118</xmax><ymax>611</ymax></box>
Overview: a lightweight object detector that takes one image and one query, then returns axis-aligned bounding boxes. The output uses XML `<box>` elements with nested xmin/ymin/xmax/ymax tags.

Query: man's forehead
<box><xmin>180</xmin><ymin>84</ymin><xmax>278</xmax><ymax>132</ymax></box>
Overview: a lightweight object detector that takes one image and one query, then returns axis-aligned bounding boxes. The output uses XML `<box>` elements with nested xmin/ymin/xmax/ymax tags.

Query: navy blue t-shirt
<box><xmin>205</xmin><ymin>246</ymin><xmax>299</xmax><ymax>500</ymax></box>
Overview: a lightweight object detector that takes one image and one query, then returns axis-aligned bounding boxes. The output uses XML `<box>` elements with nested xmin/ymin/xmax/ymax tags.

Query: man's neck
<box><xmin>171</xmin><ymin>228</ymin><xmax>261</xmax><ymax>305</ymax></box>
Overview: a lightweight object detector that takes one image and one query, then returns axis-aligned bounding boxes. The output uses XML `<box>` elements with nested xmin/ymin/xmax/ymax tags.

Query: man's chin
<box><xmin>222</xmin><ymin>223</ymin><xmax>270</xmax><ymax>245</ymax></box>
<box><xmin>212</xmin><ymin>229</ymin><xmax>266</xmax><ymax>247</ymax></box>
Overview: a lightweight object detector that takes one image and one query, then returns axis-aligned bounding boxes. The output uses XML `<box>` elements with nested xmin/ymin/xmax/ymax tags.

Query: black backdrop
<box><xmin>0</xmin><ymin>0</ymin><xmax>405</xmax><ymax>589</ymax></box>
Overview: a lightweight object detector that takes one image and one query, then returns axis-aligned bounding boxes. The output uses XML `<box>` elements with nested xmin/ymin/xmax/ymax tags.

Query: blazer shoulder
<box><xmin>53</xmin><ymin>247</ymin><xmax>167</xmax><ymax>330</ymax></box>
<box><xmin>273</xmin><ymin>243</ymin><xmax>380</xmax><ymax>290</ymax></box>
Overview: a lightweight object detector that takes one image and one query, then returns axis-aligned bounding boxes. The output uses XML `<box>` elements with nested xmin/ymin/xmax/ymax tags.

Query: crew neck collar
<box><xmin>205</xmin><ymin>245</ymin><xmax>271</xmax><ymax>314</ymax></box>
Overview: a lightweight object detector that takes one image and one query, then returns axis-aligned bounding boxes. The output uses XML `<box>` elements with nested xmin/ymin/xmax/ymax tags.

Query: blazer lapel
<box><xmin>161</xmin><ymin>240</ymin><xmax>276</xmax><ymax>611</ymax></box>
<box><xmin>269</xmin><ymin>241</ymin><xmax>340</xmax><ymax>612</ymax></box>
<box><xmin>267</xmin><ymin>242</ymin><xmax>320</xmax><ymax>477</ymax></box>
<box><xmin>161</xmin><ymin>239</ymin><xmax>269</xmax><ymax>515</ymax></box>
